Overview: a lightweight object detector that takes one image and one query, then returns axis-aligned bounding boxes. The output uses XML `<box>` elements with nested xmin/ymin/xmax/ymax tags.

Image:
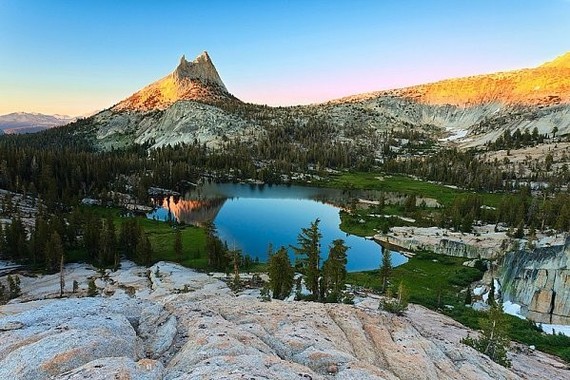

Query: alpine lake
<box><xmin>148</xmin><ymin>182</ymin><xmax>407</xmax><ymax>272</ymax></box>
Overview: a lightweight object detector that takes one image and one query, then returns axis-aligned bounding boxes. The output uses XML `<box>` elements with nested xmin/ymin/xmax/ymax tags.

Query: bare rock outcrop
<box><xmin>375</xmin><ymin>225</ymin><xmax>510</xmax><ymax>260</ymax></box>
<box><xmin>500</xmin><ymin>236</ymin><xmax>570</xmax><ymax>324</ymax></box>
<box><xmin>55</xmin><ymin>357</ymin><xmax>164</xmax><ymax>380</ymax></box>
<box><xmin>1</xmin><ymin>261</ymin><xmax>568</xmax><ymax>379</ymax></box>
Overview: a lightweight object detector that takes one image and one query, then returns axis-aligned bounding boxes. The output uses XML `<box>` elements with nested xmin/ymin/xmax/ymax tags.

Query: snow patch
<box><xmin>473</xmin><ymin>286</ymin><xmax>485</xmax><ymax>296</ymax></box>
<box><xmin>439</xmin><ymin>128</ymin><xmax>469</xmax><ymax>142</ymax></box>
<box><xmin>502</xmin><ymin>301</ymin><xmax>526</xmax><ymax>320</ymax></box>
<box><xmin>541</xmin><ymin>324</ymin><xmax>570</xmax><ymax>337</ymax></box>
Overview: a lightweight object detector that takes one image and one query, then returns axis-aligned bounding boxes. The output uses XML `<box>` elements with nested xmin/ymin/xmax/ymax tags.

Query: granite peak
<box><xmin>113</xmin><ymin>51</ymin><xmax>235</xmax><ymax>112</ymax></box>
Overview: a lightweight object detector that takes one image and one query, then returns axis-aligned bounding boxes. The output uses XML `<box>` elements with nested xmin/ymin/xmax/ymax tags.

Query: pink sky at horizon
<box><xmin>1</xmin><ymin>50</ymin><xmax>565</xmax><ymax>116</ymax></box>
<box><xmin>1</xmin><ymin>1</ymin><xmax>568</xmax><ymax>116</ymax></box>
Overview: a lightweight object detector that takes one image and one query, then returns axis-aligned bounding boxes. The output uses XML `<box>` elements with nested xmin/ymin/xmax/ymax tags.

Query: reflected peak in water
<box><xmin>149</xmin><ymin>196</ymin><xmax>227</xmax><ymax>225</ymax></box>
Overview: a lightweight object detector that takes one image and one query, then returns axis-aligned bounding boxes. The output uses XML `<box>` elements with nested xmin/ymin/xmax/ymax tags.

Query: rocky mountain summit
<box><xmin>113</xmin><ymin>52</ymin><xmax>238</xmax><ymax>112</ymax></box>
<box><xmin>1</xmin><ymin>261</ymin><xmax>569</xmax><ymax>379</ymax></box>
<box><xmin>90</xmin><ymin>51</ymin><xmax>254</xmax><ymax>149</ymax></box>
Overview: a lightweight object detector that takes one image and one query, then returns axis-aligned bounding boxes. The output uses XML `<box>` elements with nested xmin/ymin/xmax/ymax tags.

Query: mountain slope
<box><xmin>325</xmin><ymin>52</ymin><xmax>570</xmax><ymax>146</ymax></box>
<box><xmin>87</xmin><ymin>51</ymin><xmax>254</xmax><ymax>149</ymax></box>
<box><xmin>0</xmin><ymin>112</ymin><xmax>75</xmax><ymax>134</ymax></box>
<box><xmin>338</xmin><ymin>52</ymin><xmax>570</xmax><ymax>107</ymax></box>
<box><xmin>84</xmin><ymin>51</ymin><xmax>570</xmax><ymax>150</ymax></box>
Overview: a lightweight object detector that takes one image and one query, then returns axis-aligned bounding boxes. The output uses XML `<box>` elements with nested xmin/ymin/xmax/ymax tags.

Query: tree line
<box><xmin>0</xmin><ymin>208</ymin><xmax>153</xmax><ymax>271</ymax></box>
<box><xmin>436</xmin><ymin>189</ymin><xmax>570</xmax><ymax>234</ymax></box>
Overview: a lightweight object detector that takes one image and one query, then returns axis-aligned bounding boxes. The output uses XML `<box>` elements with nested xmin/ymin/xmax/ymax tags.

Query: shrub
<box><xmin>87</xmin><ymin>278</ymin><xmax>98</xmax><ymax>297</ymax></box>
<box><xmin>379</xmin><ymin>282</ymin><xmax>409</xmax><ymax>315</ymax></box>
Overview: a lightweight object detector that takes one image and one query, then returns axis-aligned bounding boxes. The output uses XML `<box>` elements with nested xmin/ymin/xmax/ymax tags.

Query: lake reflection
<box><xmin>148</xmin><ymin>183</ymin><xmax>407</xmax><ymax>272</ymax></box>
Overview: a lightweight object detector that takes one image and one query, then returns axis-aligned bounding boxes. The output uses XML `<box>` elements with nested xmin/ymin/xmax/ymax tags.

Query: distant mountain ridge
<box><xmin>336</xmin><ymin>52</ymin><xmax>570</xmax><ymax>107</ymax></box>
<box><xmin>0</xmin><ymin>112</ymin><xmax>76</xmax><ymax>134</ymax></box>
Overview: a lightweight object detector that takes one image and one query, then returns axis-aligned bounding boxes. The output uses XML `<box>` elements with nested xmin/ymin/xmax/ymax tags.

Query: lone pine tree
<box><xmin>267</xmin><ymin>246</ymin><xmax>294</xmax><ymax>300</ymax></box>
<box><xmin>322</xmin><ymin>239</ymin><xmax>348</xmax><ymax>302</ymax></box>
<box><xmin>293</xmin><ymin>218</ymin><xmax>322</xmax><ymax>300</ymax></box>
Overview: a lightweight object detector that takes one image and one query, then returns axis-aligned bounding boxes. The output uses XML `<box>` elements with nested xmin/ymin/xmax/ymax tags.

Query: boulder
<box><xmin>55</xmin><ymin>357</ymin><xmax>164</xmax><ymax>380</ymax></box>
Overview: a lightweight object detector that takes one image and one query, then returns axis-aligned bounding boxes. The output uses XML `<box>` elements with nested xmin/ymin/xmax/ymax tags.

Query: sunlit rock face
<box><xmin>337</xmin><ymin>52</ymin><xmax>570</xmax><ymax>107</ymax></box>
<box><xmin>113</xmin><ymin>51</ymin><xmax>238</xmax><ymax>112</ymax></box>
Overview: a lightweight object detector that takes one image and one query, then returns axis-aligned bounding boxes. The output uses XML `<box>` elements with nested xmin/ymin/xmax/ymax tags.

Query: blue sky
<box><xmin>1</xmin><ymin>0</ymin><xmax>569</xmax><ymax>115</ymax></box>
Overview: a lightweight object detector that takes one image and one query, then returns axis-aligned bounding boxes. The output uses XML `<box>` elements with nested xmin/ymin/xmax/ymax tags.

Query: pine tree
<box><xmin>44</xmin><ymin>231</ymin><xmax>64</xmax><ymax>273</ymax></box>
<box><xmin>59</xmin><ymin>252</ymin><xmax>65</xmax><ymax>297</ymax></box>
<box><xmin>380</xmin><ymin>245</ymin><xmax>392</xmax><ymax>294</ymax></box>
<box><xmin>6</xmin><ymin>217</ymin><xmax>27</xmax><ymax>261</ymax></box>
<box><xmin>0</xmin><ymin>280</ymin><xmax>6</xmax><ymax>303</ymax></box>
<box><xmin>204</xmin><ymin>222</ymin><xmax>228</xmax><ymax>271</ymax></box>
<box><xmin>136</xmin><ymin>235</ymin><xmax>153</xmax><ymax>266</ymax></box>
<box><xmin>0</xmin><ymin>224</ymin><xmax>6</xmax><ymax>260</ymax></box>
<box><xmin>229</xmin><ymin>248</ymin><xmax>242</xmax><ymax>290</ymax></box>
<box><xmin>404</xmin><ymin>194</ymin><xmax>417</xmax><ymax>213</ymax></box>
<box><xmin>119</xmin><ymin>218</ymin><xmax>143</xmax><ymax>261</ymax></box>
<box><xmin>29</xmin><ymin>217</ymin><xmax>49</xmax><ymax>267</ymax></box>
<box><xmin>94</xmin><ymin>217</ymin><xmax>117</xmax><ymax>268</ymax></box>
<box><xmin>7</xmin><ymin>275</ymin><xmax>21</xmax><ymax>299</ymax></box>
<box><xmin>84</xmin><ymin>214</ymin><xmax>102</xmax><ymax>261</ymax></box>
<box><xmin>465</xmin><ymin>286</ymin><xmax>472</xmax><ymax>305</ymax></box>
<box><xmin>292</xmin><ymin>219</ymin><xmax>322</xmax><ymax>300</ymax></box>
<box><xmin>106</xmin><ymin>216</ymin><xmax>117</xmax><ymax>265</ymax></box>
<box><xmin>462</xmin><ymin>304</ymin><xmax>511</xmax><ymax>367</ymax></box>
<box><xmin>267</xmin><ymin>246</ymin><xmax>294</xmax><ymax>300</ymax></box>
<box><xmin>379</xmin><ymin>281</ymin><xmax>408</xmax><ymax>315</ymax></box>
<box><xmin>488</xmin><ymin>278</ymin><xmax>496</xmax><ymax>306</ymax></box>
<box><xmin>87</xmin><ymin>278</ymin><xmax>97</xmax><ymax>297</ymax></box>
<box><xmin>322</xmin><ymin>239</ymin><xmax>348</xmax><ymax>302</ymax></box>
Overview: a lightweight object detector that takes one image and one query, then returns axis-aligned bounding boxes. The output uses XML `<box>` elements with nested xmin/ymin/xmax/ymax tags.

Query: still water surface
<box><xmin>148</xmin><ymin>183</ymin><xmax>407</xmax><ymax>272</ymax></box>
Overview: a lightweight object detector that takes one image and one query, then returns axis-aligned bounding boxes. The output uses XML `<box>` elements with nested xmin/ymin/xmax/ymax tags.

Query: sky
<box><xmin>0</xmin><ymin>0</ymin><xmax>569</xmax><ymax>116</ymax></box>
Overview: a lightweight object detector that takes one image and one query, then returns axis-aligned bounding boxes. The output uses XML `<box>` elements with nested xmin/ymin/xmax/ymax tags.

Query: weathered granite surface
<box><xmin>1</xmin><ymin>261</ymin><xmax>568</xmax><ymax>379</ymax></box>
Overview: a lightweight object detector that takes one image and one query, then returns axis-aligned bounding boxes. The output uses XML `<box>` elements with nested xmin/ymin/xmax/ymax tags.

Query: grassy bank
<box><xmin>69</xmin><ymin>206</ymin><xmax>208</xmax><ymax>269</ymax></box>
<box><xmin>347</xmin><ymin>251</ymin><xmax>484</xmax><ymax>308</ymax></box>
<box><xmin>140</xmin><ymin>218</ymin><xmax>208</xmax><ymax>269</ymax></box>
<box><xmin>323</xmin><ymin>172</ymin><xmax>506</xmax><ymax>207</ymax></box>
<box><xmin>327</xmin><ymin>172</ymin><xmax>463</xmax><ymax>206</ymax></box>
<box><xmin>318</xmin><ymin>171</ymin><xmax>519</xmax><ymax>237</ymax></box>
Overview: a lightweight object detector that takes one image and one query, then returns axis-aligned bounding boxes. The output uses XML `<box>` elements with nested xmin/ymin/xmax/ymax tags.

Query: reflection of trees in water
<box><xmin>313</xmin><ymin>189</ymin><xmax>440</xmax><ymax>209</ymax></box>
<box><xmin>156</xmin><ymin>196</ymin><xmax>227</xmax><ymax>225</ymax></box>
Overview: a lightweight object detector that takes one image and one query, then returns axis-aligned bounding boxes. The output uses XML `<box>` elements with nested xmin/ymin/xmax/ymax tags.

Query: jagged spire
<box><xmin>112</xmin><ymin>50</ymin><xmax>236</xmax><ymax>112</ymax></box>
<box><xmin>174</xmin><ymin>51</ymin><xmax>227</xmax><ymax>92</ymax></box>
<box><xmin>195</xmin><ymin>51</ymin><xmax>211</xmax><ymax>62</ymax></box>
